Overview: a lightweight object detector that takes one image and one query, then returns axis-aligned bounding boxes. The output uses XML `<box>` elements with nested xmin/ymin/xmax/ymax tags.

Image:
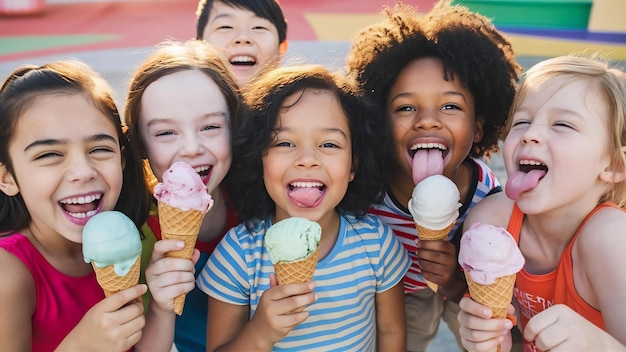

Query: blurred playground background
<box><xmin>0</xmin><ymin>1</ymin><xmax>625</xmax><ymax>349</ymax></box>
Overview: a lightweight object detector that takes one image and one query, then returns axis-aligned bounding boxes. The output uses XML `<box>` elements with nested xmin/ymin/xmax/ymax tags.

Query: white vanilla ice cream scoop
<box><xmin>408</xmin><ymin>174</ymin><xmax>461</xmax><ymax>230</ymax></box>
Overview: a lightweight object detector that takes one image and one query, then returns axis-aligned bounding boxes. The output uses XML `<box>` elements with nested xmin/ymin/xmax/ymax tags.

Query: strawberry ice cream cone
<box><xmin>153</xmin><ymin>162</ymin><xmax>213</xmax><ymax>316</ymax></box>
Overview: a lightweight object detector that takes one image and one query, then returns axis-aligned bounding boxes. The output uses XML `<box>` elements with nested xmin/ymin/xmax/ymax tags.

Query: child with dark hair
<box><xmin>195</xmin><ymin>0</ymin><xmax>288</xmax><ymax>86</ymax></box>
<box><xmin>0</xmin><ymin>59</ymin><xmax>196</xmax><ymax>351</ymax></box>
<box><xmin>197</xmin><ymin>64</ymin><xmax>411</xmax><ymax>351</ymax></box>
<box><xmin>346</xmin><ymin>1</ymin><xmax>522</xmax><ymax>350</ymax></box>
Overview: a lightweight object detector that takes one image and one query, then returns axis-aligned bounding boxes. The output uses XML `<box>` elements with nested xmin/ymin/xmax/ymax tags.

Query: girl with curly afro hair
<box><xmin>346</xmin><ymin>1</ymin><xmax>522</xmax><ymax>350</ymax></box>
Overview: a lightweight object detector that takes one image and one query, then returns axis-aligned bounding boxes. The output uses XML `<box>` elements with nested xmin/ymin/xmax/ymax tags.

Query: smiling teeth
<box><xmin>67</xmin><ymin>209</ymin><xmax>98</xmax><ymax>219</ymax></box>
<box><xmin>230</xmin><ymin>56</ymin><xmax>255</xmax><ymax>63</ymax></box>
<box><xmin>60</xmin><ymin>194</ymin><xmax>101</xmax><ymax>205</ymax></box>
<box><xmin>194</xmin><ymin>166</ymin><xmax>210</xmax><ymax>173</ymax></box>
<box><xmin>410</xmin><ymin>143</ymin><xmax>447</xmax><ymax>151</ymax></box>
<box><xmin>290</xmin><ymin>181</ymin><xmax>323</xmax><ymax>188</ymax></box>
<box><xmin>519</xmin><ymin>160</ymin><xmax>545</xmax><ymax>166</ymax></box>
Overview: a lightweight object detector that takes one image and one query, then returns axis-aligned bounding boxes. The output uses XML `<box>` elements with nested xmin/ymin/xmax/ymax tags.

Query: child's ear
<box><xmin>0</xmin><ymin>163</ymin><xmax>19</xmax><ymax>196</ymax></box>
<box><xmin>600</xmin><ymin>162</ymin><xmax>626</xmax><ymax>184</ymax></box>
<box><xmin>473</xmin><ymin>116</ymin><xmax>485</xmax><ymax>143</ymax></box>
<box><xmin>349</xmin><ymin>156</ymin><xmax>358</xmax><ymax>182</ymax></box>
<box><xmin>279</xmin><ymin>40</ymin><xmax>288</xmax><ymax>56</ymax></box>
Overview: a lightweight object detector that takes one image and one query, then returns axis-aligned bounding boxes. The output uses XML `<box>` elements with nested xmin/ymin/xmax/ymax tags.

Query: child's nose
<box><xmin>66</xmin><ymin>155</ymin><xmax>97</xmax><ymax>182</ymax></box>
<box><xmin>296</xmin><ymin>147</ymin><xmax>320</xmax><ymax>168</ymax></box>
<box><xmin>414</xmin><ymin>110</ymin><xmax>442</xmax><ymax>129</ymax></box>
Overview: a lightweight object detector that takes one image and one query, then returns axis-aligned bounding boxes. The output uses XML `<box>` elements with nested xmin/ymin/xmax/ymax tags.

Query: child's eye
<box><xmin>395</xmin><ymin>106</ymin><xmax>415</xmax><ymax>113</ymax></box>
<box><xmin>441</xmin><ymin>104</ymin><xmax>461</xmax><ymax>111</ymax></box>
<box><xmin>217</xmin><ymin>25</ymin><xmax>233</xmax><ymax>30</ymax></box>
<box><xmin>511</xmin><ymin>120</ymin><xmax>530</xmax><ymax>127</ymax></box>
<box><xmin>34</xmin><ymin>151</ymin><xmax>62</xmax><ymax>160</ymax></box>
<box><xmin>253</xmin><ymin>26</ymin><xmax>268</xmax><ymax>31</ymax></box>
<box><xmin>274</xmin><ymin>141</ymin><xmax>293</xmax><ymax>147</ymax></box>
<box><xmin>155</xmin><ymin>130</ymin><xmax>175</xmax><ymax>137</ymax></box>
<box><xmin>553</xmin><ymin>122</ymin><xmax>575</xmax><ymax>130</ymax></box>
<box><xmin>90</xmin><ymin>147</ymin><xmax>115</xmax><ymax>154</ymax></box>
<box><xmin>201</xmin><ymin>125</ymin><xmax>220</xmax><ymax>131</ymax></box>
<box><xmin>320</xmin><ymin>142</ymin><xmax>339</xmax><ymax>148</ymax></box>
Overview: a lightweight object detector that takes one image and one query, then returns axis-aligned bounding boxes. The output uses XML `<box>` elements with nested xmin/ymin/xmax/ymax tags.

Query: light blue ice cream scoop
<box><xmin>82</xmin><ymin>211</ymin><xmax>142</xmax><ymax>276</ymax></box>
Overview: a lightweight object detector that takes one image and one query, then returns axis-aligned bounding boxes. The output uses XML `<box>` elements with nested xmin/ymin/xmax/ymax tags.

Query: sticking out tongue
<box><xmin>289</xmin><ymin>187</ymin><xmax>323</xmax><ymax>207</ymax></box>
<box><xmin>412</xmin><ymin>149</ymin><xmax>444</xmax><ymax>185</ymax></box>
<box><xmin>505</xmin><ymin>169</ymin><xmax>547</xmax><ymax>200</ymax></box>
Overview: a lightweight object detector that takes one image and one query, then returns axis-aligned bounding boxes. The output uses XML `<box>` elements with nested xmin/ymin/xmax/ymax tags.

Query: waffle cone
<box><xmin>415</xmin><ymin>221</ymin><xmax>455</xmax><ymax>241</ymax></box>
<box><xmin>464</xmin><ymin>271</ymin><xmax>515</xmax><ymax>319</ymax></box>
<box><xmin>157</xmin><ymin>202</ymin><xmax>206</xmax><ymax>315</ymax></box>
<box><xmin>273</xmin><ymin>248</ymin><xmax>320</xmax><ymax>285</ymax></box>
<box><xmin>415</xmin><ymin>221</ymin><xmax>455</xmax><ymax>292</ymax></box>
<box><xmin>92</xmin><ymin>256</ymin><xmax>141</xmax><ymax>297</ymax></box>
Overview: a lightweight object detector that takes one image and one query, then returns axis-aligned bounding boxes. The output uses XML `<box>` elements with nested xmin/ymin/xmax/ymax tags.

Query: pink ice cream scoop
<box><xmin>458</xmin><ymin>223</ymin><xmax>525</xmax><ymax>285</ymax></box>
<box><xmin>153</xmin><ymin>161</ymin><xmax>213</xmax><ymax>212</ymax></box>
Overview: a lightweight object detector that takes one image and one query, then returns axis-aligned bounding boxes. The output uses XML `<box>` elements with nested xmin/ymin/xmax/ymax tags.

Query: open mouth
<box><xmin>409</xmin><ymin>142</ymin><xmax>449</xmax><ymax>159</ymax></box>
<box><xmin>59</xmin><ymin>194</ymin><xmax>101</xmax><ymax>219</ymax></box>
<box><xmin>230</xmin><ymin>55</ymin><xmax>256</xmax><ymax>67</ymax></box>
<box><xmin>288</xmin><ymin>181</ymin><xmax>326</xmax><ymax>207</ymax></box>
<box><xmin>194</xmin><ymin>165</ymin><xmax>212</xmax><ymax>184</ymax></box>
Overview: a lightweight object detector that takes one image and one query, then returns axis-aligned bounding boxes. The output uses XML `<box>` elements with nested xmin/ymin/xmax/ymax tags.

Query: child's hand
<box><xmin>59</xmin><ymin>285</ymin><xmax>147</xmax><ymax>351</ymax></box>
<box><xmin>458</xmin><ymin>296</ymin><xmax>514</xmax><ymax>352</ymax></box>
<box><xmin>416</xmin><ymin>239</ymin><xmax>457</xmax><ymax>285</ymax></box>
<box><xmin>144</xmin><ymin>239</ymin><xmax>198</xmax><ymax>312</ymax></box>
<box><xmin>248</xmin><ymin>276</ymin><xmax>316</xmax><ymax>346</ymax></box>
<box><xmin>524</xmin><ymin>304</ymin><xmax>622</xmax><ymax>351</ymax></box>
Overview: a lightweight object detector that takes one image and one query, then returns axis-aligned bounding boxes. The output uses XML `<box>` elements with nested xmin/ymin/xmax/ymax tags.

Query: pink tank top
<box><xmin>0</xmin><ymin>234</ymin><xmax>104</xmax><ymax>351</ymax></box>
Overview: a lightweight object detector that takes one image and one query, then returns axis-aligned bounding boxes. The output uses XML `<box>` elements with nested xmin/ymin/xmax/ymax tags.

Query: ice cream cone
<box><xmin>273</xmin><ymin>247</ymin><xmax>320</xmax><ymax>285</ymax></box>
<box><xmin>157</xmin><ymin>201</ymin><xmax>206</xmax><ymax>315</ymax></box>
<box><xmin>465</xmin><ymin>271</ymin><xmax>516</xmax><ymax>352</ymax></box>
<box><xmin>92</xmin><ymin>256</ymin><xmax>141</xmax><ymax>297</ymax></box>
<box><xmin>415</xmin><ymin>221</ymin><xmax>455</xmax><ymax>292</ymax></box>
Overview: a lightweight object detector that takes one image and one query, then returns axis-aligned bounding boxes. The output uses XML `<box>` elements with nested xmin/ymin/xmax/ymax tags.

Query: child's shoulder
<box><xmin>577</xmin><ymin>203</ymin><xmax>626</xmax><ymax>251</ymax></box>
<box><xmin>464</xmin><ymin>191</ymin><xmax>514</xmax><ymax>230</ymax></box>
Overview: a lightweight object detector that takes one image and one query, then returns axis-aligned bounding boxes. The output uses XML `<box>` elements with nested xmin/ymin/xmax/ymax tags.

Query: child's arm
<box><xmin>206</xmin><ymin>278</ymin><xmax>316</xmax><ymax>352</ymax></box>
<box><xmin>0</xmin><ymin>250</ymin><xmax>36</xmax><ymax>351</ymax></box>
<box><xmin>375</xmin><ymin>282</ymin><xmax>406</xmax><ymax>351</ymax></box>
<box><xmin>134</xmin><ymin>239</ymin><xmax>199</xmax><ymax>351</ymax></box>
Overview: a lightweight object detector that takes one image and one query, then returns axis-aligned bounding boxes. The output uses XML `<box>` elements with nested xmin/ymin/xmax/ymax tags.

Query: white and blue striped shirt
<box><xmin>197</xmin><ymin>213</ymin><xmax>411</xmax><ymax>351</ymax></box>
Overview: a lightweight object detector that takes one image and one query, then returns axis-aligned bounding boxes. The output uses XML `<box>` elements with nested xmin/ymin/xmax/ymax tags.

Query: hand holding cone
<box><xmin>459</xmin><ymin>223</ymin><xmax>525</xmax><ymax>352</ymax></box>
<box><xmin>408</xmin><ymin>175</ymin><xmax>461</xmax><ymax>292</ymax></box>
<box><xmin>154</xmin><ymin>162</ymin><xmax>213</xmax><ymax>315</ymax></box>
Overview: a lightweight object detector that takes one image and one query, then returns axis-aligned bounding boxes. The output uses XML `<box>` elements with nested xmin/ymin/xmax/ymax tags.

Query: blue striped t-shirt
<box><xmin>197</xmin><ymin>213</ymin><xmax>411</xmax><ymax>351</ymax></box>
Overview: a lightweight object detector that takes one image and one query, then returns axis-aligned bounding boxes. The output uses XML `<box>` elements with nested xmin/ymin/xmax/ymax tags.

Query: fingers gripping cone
<box><xmin>158</xmin><ymin>201</ymin><xmax>205</xmax><ymax>315</ymax></box>
<box><xmin>416</xmin><ymin>221</ymin><xmax>455</xmax><ymax>292</ymax></box>
<box><xmin>93</xmin><ymin>256</ymin><xmax>141</xmax><ymax>297</ymax></box>
<box><xmin>465</xmin><ymin>272</ymin><xmax>516</xmax><ymax>352</ymax></box>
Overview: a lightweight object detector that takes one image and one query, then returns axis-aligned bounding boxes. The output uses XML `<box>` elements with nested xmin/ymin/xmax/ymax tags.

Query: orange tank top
<box><xmin>507</xmin><ymin>203</ymin><xmax>611</xmax><ymax>334</ymax></box>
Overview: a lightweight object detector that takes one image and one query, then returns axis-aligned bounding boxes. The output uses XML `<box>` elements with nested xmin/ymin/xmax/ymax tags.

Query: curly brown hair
<box><xmin>346</xmin><ymin>0</ymin><xmax>521</xmax><ymax>158</ymax></box>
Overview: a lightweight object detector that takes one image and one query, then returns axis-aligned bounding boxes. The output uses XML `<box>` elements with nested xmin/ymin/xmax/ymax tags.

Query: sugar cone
<box><xmin>415</xmin><ymin>221</ymin><xmax>456</xmax><ymax>292</ymax></box>
<box><xmin>157</xmin><ymin>201</ymin><xmax>206</xmax><ymax>315</ymax></box>
<box><xmin>465</xmin><ymin>272</ymin><xmax>516</xmax><ymax>352</ymax></box>
<box><xmin>92</xmin><ymin>256</ymin><xmax>141</xmax><ymax>297</ymax></box>
<box><xmin>273</xmin><ymin>248</ymin><xmax>320</xmax><ymax>285</ymax></box>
